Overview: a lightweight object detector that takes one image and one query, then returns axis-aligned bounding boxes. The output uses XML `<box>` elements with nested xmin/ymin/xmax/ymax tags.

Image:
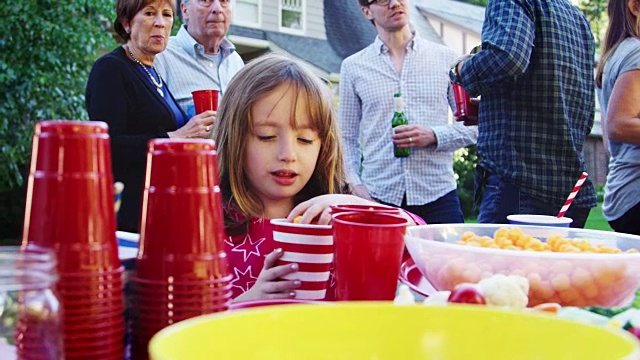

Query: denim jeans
<box><xmin>475</xmin><ymin>167</ymin><xmax>591</xmax><ymax>228</ymax></box>
<box><xmin>381</xmin><ymin>190</ymin><xmax>464</xmax><ymax>224</ymax></box>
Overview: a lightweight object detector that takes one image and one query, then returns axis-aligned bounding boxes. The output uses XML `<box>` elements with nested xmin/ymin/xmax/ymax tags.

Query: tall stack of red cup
<box><xmin>21</xmin><ymin>120</ymin><xmax>126</xmax><ymax>359</ymax></box>
<box><xmin>129</xmin><ymin>139</ymin><xmax>231</xmax><ymax>359</ymax></box>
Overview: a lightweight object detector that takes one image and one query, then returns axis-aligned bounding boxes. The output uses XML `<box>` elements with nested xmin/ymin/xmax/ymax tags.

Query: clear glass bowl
<box><xmin>0</xmin><ymin>246</ymin><xmax>62</xmax><ymax>359</ymax></box>
<box><xmin>405</xmin><ymin>224</ymin><xmax>640</xmax><ymax>307</ymax></box>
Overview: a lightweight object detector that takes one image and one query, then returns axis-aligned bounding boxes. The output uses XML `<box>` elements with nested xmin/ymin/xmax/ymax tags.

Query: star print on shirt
<box><xmin>226</xmin><ymin>234</ymin><xmax>266</xmax><ymax>262</ymax></box>
<box><xmin>231</xmin><ymin>266</ymin><xmax>258</xmax><ymax>293</ymax></box>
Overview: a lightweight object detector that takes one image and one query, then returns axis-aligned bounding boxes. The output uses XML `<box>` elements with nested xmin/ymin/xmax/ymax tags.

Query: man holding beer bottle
<box><xmin>339</xmin><ymin>0</ymin><xmax>477</xmax><ymax>223</ymax></box>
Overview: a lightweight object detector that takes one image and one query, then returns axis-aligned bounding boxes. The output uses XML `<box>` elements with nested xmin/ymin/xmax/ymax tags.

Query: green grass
<box><xmin>585</xmin><ymin>202</ymin><xmax>613</xmax><ymax>231</ymax></box>
<box><xmin>465</xmin><ymin>202</ymin><xmax>612</xmax><ymax>231</ymax></box>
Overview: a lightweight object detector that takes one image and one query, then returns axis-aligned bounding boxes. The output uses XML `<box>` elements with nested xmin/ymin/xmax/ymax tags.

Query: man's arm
<box><xmin>459</xmin><ymin>0</ymin><xmax>535</xmax><ymax>97</ymax></box>
<box><xmin>338</xmin><ymin>61</ymin><xmax>364</xmax><ymax>187</ymax></box>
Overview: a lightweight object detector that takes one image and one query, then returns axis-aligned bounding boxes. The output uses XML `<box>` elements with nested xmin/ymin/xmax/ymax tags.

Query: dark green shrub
<box><xmin>454</xmin><ymin>145</ymin><xmax>478</xmax><ymax>219</ymax></box>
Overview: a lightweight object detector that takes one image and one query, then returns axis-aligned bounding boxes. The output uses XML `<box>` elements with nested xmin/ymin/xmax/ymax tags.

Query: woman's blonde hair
<box><xmin>213</xmin><ymin>54</ymin><xmax>347</xmax><ymax>224</ymax></box>
<box><xmin>596</xmin><ymin>0</ymin><xmax>640</xmax><ymax>88</ymax></box>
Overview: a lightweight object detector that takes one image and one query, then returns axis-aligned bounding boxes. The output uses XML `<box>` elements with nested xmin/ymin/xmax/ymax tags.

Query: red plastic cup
<box><xmin>192</xmin><ymin>89</ymin><xmax>219</xmax><ymax>114</ymax></box>
<box><xmin>129</xmin><ymin>281</ymin><xmax>232</xmax><ymax>296</ymax></box>
<box><xmin>137</xmin><ymin>139</ymin><xmax>228</xmax><ymax>282</ymax></box>
<box><xmin>22</xmin><ymin>121</ymin><xmax>116</xmax><ymax>248</ymax></box>
<box><xmin>332</xmin><ymin>212</ymin><xmax>410</xmax><ymax>301</ymax></box>
<box><xmin>330</xmin><ymin>204</ymin><xmax>401</xmax><ymax>215</ymax></box>
<box><xmin>452</xmin><ymin>83</ymin><xmax>478</xmax><ymax>125</ymax></box>
<box><xmin>271</xmin><ymin>219</ymin><xmax>333</xmax><ymax>300</ymax></box>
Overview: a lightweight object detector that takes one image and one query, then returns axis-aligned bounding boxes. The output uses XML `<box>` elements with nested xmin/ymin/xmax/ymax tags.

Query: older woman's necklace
<box><xmin>125</xmin><ymin>46</ymin><xmax>164</xmax><ymax>97</ymax></box>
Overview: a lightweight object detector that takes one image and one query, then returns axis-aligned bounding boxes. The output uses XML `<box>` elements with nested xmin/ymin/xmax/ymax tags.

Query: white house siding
<box><xmin>426</xmin><ymin>16</ymin><xmax>481</xmax><ymax>56</ymax></box>
<box><xmin>260</xmin><ymin>0</ymin><xmax>280</xmax><ymax>32</ymax></box>
<box><xmin>306</xmin><ymin>1</ymin><xmax>326</xmax><ymax>40</ymax></box>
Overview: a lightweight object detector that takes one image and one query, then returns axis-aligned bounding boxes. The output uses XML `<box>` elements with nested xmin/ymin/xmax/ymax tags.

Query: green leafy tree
<box><xmin>0</xmin><ymin>1</ymin><xmax>116</xmax><ymax>191</ymax></box>
<box><xmin>577</xmin><ymin>0</ymin><xmax>608</xmax><ymax>49</ymax></box>
<box><xmin>0</xmin><ymin>0</ymin><xmax>116</xmax><ymax>238</ymax></box>
<box><xmin>454</xmin><ymin>0</ymin><xmax>488</xmax><ymax>6</ymax></box>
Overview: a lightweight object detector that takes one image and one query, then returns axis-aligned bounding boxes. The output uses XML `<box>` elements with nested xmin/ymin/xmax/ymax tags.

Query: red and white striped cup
<box><xmin>271</xmin><ymin>219</ymin><xmax>334</xmax><ymax>300</ymax></box>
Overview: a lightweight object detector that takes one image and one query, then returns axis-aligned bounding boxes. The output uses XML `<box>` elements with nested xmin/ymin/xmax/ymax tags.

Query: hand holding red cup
<box><xmin>192</xmin><ymin>90</ymin><xmax>219</xmax><ymax>114</ymax></box>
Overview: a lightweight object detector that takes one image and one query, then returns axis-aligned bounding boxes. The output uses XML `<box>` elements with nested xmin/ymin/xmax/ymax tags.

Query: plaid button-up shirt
<box><xmin>339</xmin><ymin>33</ymin><xmax>478</xmax><ymax>207</ymax></box>
<box><xmin>459</xmin><ymin>0</ymin><xmax>597</xmax><ymax>208</ymax></box>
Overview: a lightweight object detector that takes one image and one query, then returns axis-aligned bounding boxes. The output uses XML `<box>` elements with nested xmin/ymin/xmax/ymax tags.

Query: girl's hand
<box><xmin>287</xmin><ymin>194</ymin><xmax>379</xmax><ymax>225</ymax></box>
<box><xmin>167</xmin><ymin>110</ymin><xmax>216</xmax><ymax>139</ymax></box>
<box><xmin>232</xmin><ymin>249</ymin><xmax>301</xmax><ymax>302</ymax></box>
<box><xmin>287</xmin><ymin>194</ymin><xmax>419</xmax><ymax>226</ymax></box>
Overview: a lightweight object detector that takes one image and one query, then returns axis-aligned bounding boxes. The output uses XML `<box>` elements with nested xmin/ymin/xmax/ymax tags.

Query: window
<box><xmin>280</xmin><ymin>0</ymin><xmax>304</xmax><ymax>33</ymax></box>
<box><xmin>234</xmin><ymin>0</ymin><xmax>260</xmax><ymax>26</ymax></box>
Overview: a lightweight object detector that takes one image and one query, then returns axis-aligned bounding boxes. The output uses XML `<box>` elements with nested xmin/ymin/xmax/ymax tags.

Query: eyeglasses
<box><xmin>367</xmin><ymin>0</ymin><xmax>400</xmax><ymax>6</ymax></box>
<box><xmin>195</xmin><ymin>0</ymin><xmax>231</xmax><ymax>7</ymax></box>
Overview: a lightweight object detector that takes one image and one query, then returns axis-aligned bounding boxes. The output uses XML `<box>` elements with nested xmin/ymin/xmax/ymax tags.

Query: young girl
<box><xmin>213</xmin><ymin>54</ymin><xmax>418</xmax><ymax>302</ymax></box>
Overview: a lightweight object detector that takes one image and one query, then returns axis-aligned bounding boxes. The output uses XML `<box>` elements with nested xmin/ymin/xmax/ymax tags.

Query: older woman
<box><xmin>86</xmin><ymin>0</ymin><xmax>216</xmax><ymax>232</ymax></box>
<box><xmin>595</xmin><ymin>0</ymin><xmax>640</xmax><ymax>235</ymax></box>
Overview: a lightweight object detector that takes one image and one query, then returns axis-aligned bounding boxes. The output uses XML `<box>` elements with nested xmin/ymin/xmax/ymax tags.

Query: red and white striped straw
<box><xmin>557</xmin><ymin>172</ymin><xmax>588</xmax><ymax>218</ymax></box>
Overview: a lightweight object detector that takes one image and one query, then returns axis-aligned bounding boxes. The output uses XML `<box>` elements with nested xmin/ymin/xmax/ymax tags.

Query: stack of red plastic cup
<box><xmin>21</xmin><ymin>120</ymin><xmax>125</xmax><ymax>359</ymax></box>
<box><xmin>129</xmin><ymin>139</ymin><xmax>231</xmax><ymax>359</ymax></box>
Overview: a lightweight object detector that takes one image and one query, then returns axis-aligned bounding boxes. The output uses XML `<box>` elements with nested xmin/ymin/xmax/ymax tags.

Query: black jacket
<box><xmin>86</xmin><ymin>46</ymin><xmax>185</xmax><ymax>232</ymax></box>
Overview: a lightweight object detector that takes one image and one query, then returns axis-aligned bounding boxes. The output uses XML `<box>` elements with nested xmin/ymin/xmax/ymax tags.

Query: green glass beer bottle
<box><xmin>392</xmin><ymin>92</ymin><xmax>410</xmax><ymax>158</ymax></box>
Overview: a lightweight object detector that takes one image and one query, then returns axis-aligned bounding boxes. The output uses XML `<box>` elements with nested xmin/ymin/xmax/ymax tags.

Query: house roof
<box><xmin>416</xmin><ymin>0</ymin><xmax>485</xmax><ymax>35</ymax></box>
<box><xmin>323</xmin><ymin>0</ymin><xmax>377</xmax><ymax>59</ymax></box>
<box><xmin>230</xmin><ymin>25</ymin><xmax>344</xmax><ymax>74</ymax></box>
<box><xmin>409</xmin><ymin>2</ymin><xmax>445</xmax><ymax>44</ymax></box>
<box><xmin>229</xmin><ymin>1</ymin><xmax>445</xmax><ymax>74</ymax></box>
<box><xmin>324</xmin><ymin>0</ymin><xmax>443</xmax><ymax>59</ymax></box>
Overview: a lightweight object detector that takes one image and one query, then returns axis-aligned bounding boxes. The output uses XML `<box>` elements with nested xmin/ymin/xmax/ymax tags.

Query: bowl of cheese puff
<box><xmin>405</xmin><ymin>224</ymin><xmax>640</xmax><ymax>307</ymax></box>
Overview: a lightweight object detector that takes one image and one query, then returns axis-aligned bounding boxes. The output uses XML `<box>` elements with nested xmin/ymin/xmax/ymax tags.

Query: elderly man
<box><xmin>156</xmin><ymin>0</ymin><xmax>244</xmax><ymax>117</ymax></box>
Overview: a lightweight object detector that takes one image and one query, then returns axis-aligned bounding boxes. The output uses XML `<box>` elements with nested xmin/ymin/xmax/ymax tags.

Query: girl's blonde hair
<box><xmin>596</xmin><ymin>0</ymin><xmax>640</xmax><ymax>88</ymax></box>
<box><xmin>213</xmin><ymin>54</ymin><xmax>347</xmax><ymax>224</ymax></box>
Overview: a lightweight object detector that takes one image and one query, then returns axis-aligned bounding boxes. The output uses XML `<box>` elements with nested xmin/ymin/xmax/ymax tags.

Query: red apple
<box><xmin>628</xmin><ymin>327</ymin><xmax>640</xmax><ymax>341</ymax></box>
<box><xmin>448</xmin><ymin>283</ymin><xmax>486</xmax><ymax>305</ymax></box>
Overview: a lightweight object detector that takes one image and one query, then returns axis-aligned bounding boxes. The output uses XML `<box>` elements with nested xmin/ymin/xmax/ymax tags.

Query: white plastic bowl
<box><xmin>405</xmin><ymin>224</ymin><xmax>640</xmax><ymax>307</ymax></box>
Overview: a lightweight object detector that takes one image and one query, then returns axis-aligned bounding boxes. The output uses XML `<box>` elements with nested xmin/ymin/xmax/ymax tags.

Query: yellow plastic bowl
<box><xmin>149</xmin><ymin>303</ymin><xmax>640</xmax><ymax>359</ymax></box>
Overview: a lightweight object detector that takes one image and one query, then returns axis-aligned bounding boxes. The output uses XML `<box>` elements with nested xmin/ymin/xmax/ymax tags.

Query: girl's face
<box><xmin>244</xmin><ymin>84</ymin><xmax>321</xmax><ymax>218</ymax></box>
<box><xmin>126</xmin><ymin>0</ymin><xmax>174</xmax><ymax>60</ymax></box>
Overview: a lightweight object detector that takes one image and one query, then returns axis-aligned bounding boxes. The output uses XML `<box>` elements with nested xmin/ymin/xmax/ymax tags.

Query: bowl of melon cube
<box><xmin>404</xmin><ymin>224</ymin><xmax>640</xmax><ymax>307</ymax></box>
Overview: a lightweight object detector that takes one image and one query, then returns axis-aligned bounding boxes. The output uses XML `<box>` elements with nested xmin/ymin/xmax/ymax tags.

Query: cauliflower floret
<box><xmin>477</xmin><ymin>274</ymin><xmax>530</xmax><ymax>309</ymax></box>
<box><xmin>393</xmin><ymin>284</ymin><xmax>416</xmax><ymax>305</ymax></box>
<box><xmin>422</xmin><ymin>291</ymin><xmax>451</xmax><ymax>306</ymax></box>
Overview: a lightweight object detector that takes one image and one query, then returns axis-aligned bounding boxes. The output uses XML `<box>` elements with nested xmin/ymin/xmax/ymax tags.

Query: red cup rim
<box><xmin>130</xmin><ymin>286</ymin><xmax>232</xmax><ymax>296</ymax></box>
<box><xmin>270</xmin><ymin>218</ymin><xmax>331</xmax><ymax>230</ymax></box>
<box><xmin>64</xmin><ymin>319</ymin><xmax>124</xmax><ymax>332</ymax></box>
<box><xmin>330</xmin><ymin>204</ymin><xmax>401</xmax><ymax>214</ymax></box>
<box><xmin>191</xmin><ymin>89</ymin><xmax>219</xmax><ymax>96</ymax></box>
<box><xmin>59</xmin><ymin>266</ymin><xmax>124</xmax><ymax>278</ymax></box>
<box><xmin>36</xmin><ymin>120</ymin><xmax>109</xmax><ymax>135</ymax></box>
<box><xmin>147</xmin><ymin>138</ymin><xmax>216</xmax><ymax>152</ymax></box>
<box><xmin>129</xmin><ymin>274</ymin><xmax>233</xmax><ymax>286</ymax></box>
<box><xmin>230</xmin><ymin>298</ymin><xmax>328</xmax><ymax>310</ymax></box>
<box><xmin>332</xmin><ymin>211</ymin><xmax>410</xmax><ymax>227</ymax></box>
